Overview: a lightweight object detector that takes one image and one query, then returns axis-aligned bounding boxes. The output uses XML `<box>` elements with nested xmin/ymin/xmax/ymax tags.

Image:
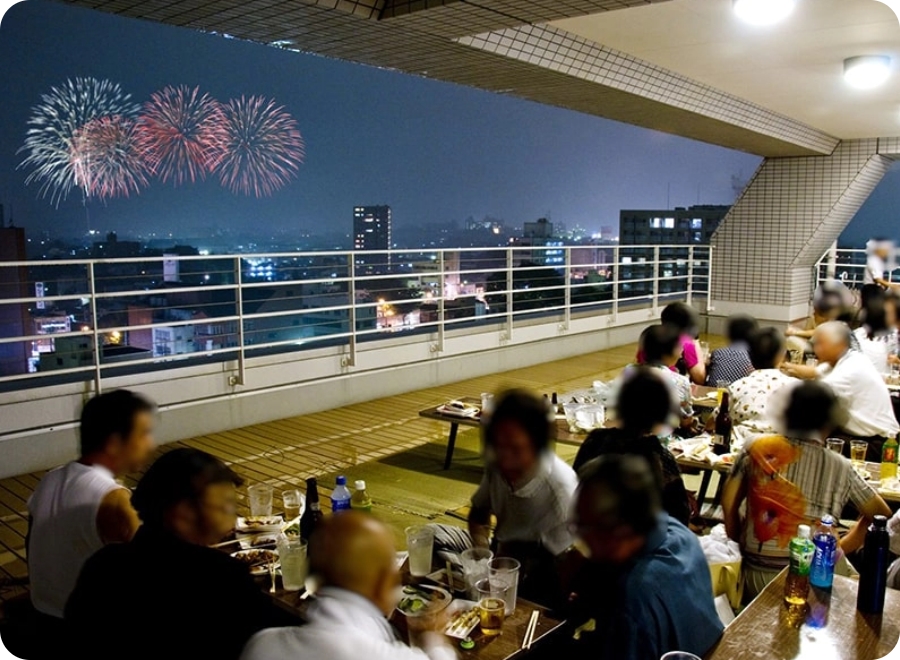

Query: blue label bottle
<box><xmin>810</xmin><ymin>515</ymin><xmax>837</xmax><ymax>589</ymax></box>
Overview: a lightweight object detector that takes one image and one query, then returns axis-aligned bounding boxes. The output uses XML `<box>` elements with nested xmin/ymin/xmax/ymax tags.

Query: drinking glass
<box><xmin>460</xmin><ymin>547</ymin><xmax>493</xmax><ymax>600</ymax></box>
<box><xmin>826</xmin><ymin>438</ymin><xmax>845</xmax><ymax>455</ymax></box>
<box><xmin>563</xmin><ymin>402</ymin><xmax>582</xmax><ymax>433</ymax></box>
<box><xmin>850</xmin><ymin>440</ymin><xmax>868</xmax><ymax>467</ymax></box>
<box><xmin>488</xmin><ymin>557</ymin><xmax>520</xmax><ymax>615</ymax></box>
<box><xmin>474</xmin><ymin>578</ymin><xmax>507</xmax><ymax>636</ymax></box>
<box><xmin>481</xmin><ymin>393</ymin><xmax>495</xmax><ymax>417</ymax></box>
<box><xmin>405</xmin><ymin>525</ymin><xmax>434</xmax><ymax>577</ymax></box>
<box><xmin>277</xmin><ymin>536</ymin><xmax>308</xmax><ymax>591</ymax></box>
<box><xmin>659</xmin><ymin>653</ymin><xmax>702</xmax><ymax>660</ymax></box>
<box><xmin>282</xmin><ymin>489</ymin><xmax>303</xmax><ymax>522</ymax></box>
<box><xmin>806</xmin><ymin>357</ymin><xmax>819</xmax><ymax>368</ymax></box>
<box><xmin>247</xmin><ymin>483</ymin><xmax>274</xmax><ymax>517</ymax></box>
<box><xmin>698</xmin><ymin>341</ymin><xmax>710</xmax><ymax>363</ymax></box>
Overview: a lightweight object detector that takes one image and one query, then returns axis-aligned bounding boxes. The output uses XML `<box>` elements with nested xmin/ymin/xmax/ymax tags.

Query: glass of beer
<box><xmin>850</xmin><ymin>440</ymin><xmax>868</xmax><ymax>467</ymax></box>
<box><xmin>475</xmin><ymin>578</ymin><xmax>507</xmax><ymax>636</ymax></box>
<box><xmin>282</xmin><ymin>489</ymin><xmax>303</xmax><ymax>522</ymax></box>
<box><xmin>716</xmin><ymin>380</ymin><xmax>729</xmax><ymax>406</ymax></box>
<box><xmin>826</xmin><ymin>438</ymin><xmax>845</xmax><ymax>455</ymax></box>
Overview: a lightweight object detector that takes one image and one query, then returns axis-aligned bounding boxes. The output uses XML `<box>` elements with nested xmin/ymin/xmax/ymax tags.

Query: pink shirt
<box><xmin>637</xmin><ymin>334</ymin><xmax>699</xmax><ymax>371</ymax></box>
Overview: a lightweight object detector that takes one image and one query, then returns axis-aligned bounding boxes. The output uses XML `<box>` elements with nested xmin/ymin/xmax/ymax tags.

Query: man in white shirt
<box><xmin>812</xmin><ymin>321</ymin><xmax>899</xmax><ymax>461</ymax></box>
<box><xmin>863</xmin><ymin>239</ymin><xmax>899</xmax><ymax>305</ymax></box>
<box><xmin>27</xmin><ymin>389</ymin><xmax>155</xmax><ymax>626</ymax></box>
<box><xmin>241</xmin><ymin>512</ymin><xmax>455</xmax><ymax>660</ymax></box>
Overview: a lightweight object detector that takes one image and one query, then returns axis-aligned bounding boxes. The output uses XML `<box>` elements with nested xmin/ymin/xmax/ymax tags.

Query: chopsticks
<box><xmin>522</xmin><ymin>609</ymin><xmax>539</xmax><ymax>651</ymax></box>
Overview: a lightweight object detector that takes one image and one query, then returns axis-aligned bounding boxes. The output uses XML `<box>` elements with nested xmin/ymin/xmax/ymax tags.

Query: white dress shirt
<box><xmin>818</xmin><ymin>350</ymin><xmax>899</xmax><ymax>437</ymax></box>
<box><xmin>853</xmin><ymin>327</ymin><xmax>896</xmax><ymax>374</ymax></box>
<box><xmin>865</xmin><ymin>254</ymin><xmax>886</xmax><ymax>285</ymax></box>
<box><xmin>240</xmin><ymin>587</ymin><xmax>455</xmax><ymax>660</ymax></box>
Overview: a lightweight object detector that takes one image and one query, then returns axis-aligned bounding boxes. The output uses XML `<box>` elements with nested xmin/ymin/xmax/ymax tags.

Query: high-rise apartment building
<box><xmin>0</xmin><ymin>218</ymin><xmax>30</xmax><ymax>376</ymax></box>
<box><xmin>353</xmin><ymin>205</ymin><xmax>392</xmax><ymax>271</ymax></box>
<box><xmin>618</xmin><ymin>205</ymin><xmax>729</xmax><ymax>246</ymax></box>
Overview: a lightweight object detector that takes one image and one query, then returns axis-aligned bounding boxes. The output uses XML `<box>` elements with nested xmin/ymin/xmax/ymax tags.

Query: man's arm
<box><xmin>467</xmin><ymin>505</ymin><xmax>492</xmax><ymax>549</ymax></box>
<box><xmin>721</xmin><ymin>471</ymin><xmax>747</xmax><ymax>544</ymax></box>
<box><xmin>96</xmin><ymin>487</ymin><xmax>140</xmax><ymax>544</ymax></box>
<box><xmin>840</xmin><ymin>494</ymin><xmax>893</xmax><ymax>554</ymax></box>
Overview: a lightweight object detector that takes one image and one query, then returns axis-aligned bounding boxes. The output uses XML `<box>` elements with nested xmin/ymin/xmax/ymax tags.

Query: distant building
<box><xmin>518</xmin><ymin>218</ymin><xmax>564</xmax><ymax>267</ymax></box>
<box><xmin>91</xmin><ymin>232</ymin><xmax>142</xmax><ymax>259</ymax></box>
<box><xmin>353</xmin><ymin>205</ymin><xmax>392</xmax><ymax>271</ymax></box>
<box><xmin>618</xmin><ymin>205</ymin><xmax>729</xmax><ymax>246</ymax></box>
<box><xmin>0</xmin><ymin>222</ymin><xmax>30</xmax><ymax>376</ymax></box>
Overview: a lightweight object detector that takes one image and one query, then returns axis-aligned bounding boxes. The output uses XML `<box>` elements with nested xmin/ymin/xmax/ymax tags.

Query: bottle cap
<box><xmin>821</xmin><ymin>514</ymin><xmax>834</xmax><ymax>526</ymax></box>
<box><xmin>355</xmin><ymin>480</ymin><xmax>366</xmax><ymax>490</ymax></box>
<box><xmin>798</xmin><ymin>524</ymin><xmax>811</xmax><ymax>539</ymax></box>
<box><xmin>874</xmin><ymin>515</ymin><xmax>888</xmax><ymax>528</ymax></box>
<box><xmin>460</xmin><ymin>638</ymin><xmax>475</xmax><ymax>650</ymax></box>
<box><xmin>336</xmin><ymin>476</ymin><xmax>347</xmax><ymax>486</ymax></box>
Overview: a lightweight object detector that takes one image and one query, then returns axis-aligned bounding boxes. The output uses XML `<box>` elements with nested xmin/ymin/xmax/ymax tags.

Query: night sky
<box><xmin>0</xmin><ymin>0</ymin><xmax>893</xmax><ymax>246</ymax></box>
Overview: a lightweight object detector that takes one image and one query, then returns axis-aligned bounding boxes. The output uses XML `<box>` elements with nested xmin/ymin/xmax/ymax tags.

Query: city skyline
<box><xmin>0</xmin><ymin>0</ymin><xmax>895</xmax><ymax>249</ymax></box>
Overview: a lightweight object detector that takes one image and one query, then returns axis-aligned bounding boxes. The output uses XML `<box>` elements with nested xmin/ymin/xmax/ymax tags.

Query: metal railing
<box><xmin>814</xmin><ymin>246</ymin><xmax>899</xmax><ymax>295</ymax></box>
<box><xmin>0</xmin><ymin>244</ymin><xmax>713</xmax><ymax>392</ymax></box>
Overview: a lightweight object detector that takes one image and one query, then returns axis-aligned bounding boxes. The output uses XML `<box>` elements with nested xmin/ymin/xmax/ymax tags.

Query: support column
<box><xmin>710</xmin><ymin>138</ymin><xmax>898</xmax><ymax>324</ymax></box>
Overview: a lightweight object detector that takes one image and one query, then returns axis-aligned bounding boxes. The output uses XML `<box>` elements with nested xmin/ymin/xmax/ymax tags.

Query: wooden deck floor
<box><xmin>0</xmin><ymin>337</ymin><xmax>722</xmax><ymax>612</ymax></box>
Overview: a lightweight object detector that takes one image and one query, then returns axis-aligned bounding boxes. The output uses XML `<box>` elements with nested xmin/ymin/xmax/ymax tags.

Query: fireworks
<box><xmin>20</xmin><ymin>81</ymin><xmax>305</xmax><ymax>204</ymax></box>
<box><xmin>18</xmin><ymin>77</ymin><xmax>140</xmax><ymax>206</ymax></box>
<box><xmin>70</xmin><ymin>115</ymin><xmax>150</xmax><ymax>201</ymax></box>
<box><xmin>214</xmin><ymin>96</ymin><xmax>305</xmax><ymax>197</ymax></box>
<box><xmin>136</xmin><ymin>85</ymin><xmax>227</xmax><ymax>185</ymax></box>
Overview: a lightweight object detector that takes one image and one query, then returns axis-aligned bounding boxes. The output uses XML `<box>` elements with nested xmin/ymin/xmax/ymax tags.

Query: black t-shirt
<box><xmin>65</xmin><ymin>527</ymin><xmax>293</xmax><ymax>660</ymax></box>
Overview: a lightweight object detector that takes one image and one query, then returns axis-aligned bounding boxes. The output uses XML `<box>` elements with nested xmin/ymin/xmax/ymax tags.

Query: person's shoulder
<box><xmin>241</xmin><ymin>626</ymin><xmax>308</xmax><ymax>660</ymax></box>
<box><xmin>547</xmin><ymin>454</ymin><xmax>578</xmax><ymax>488</ymax></box>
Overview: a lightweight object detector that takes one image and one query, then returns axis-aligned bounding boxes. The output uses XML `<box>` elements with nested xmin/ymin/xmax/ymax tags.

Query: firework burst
<box><xmin>70</xmin><ymin>115</ymin><xmax>150</xmax><ymax>201</ymax></box>
<box><xmin>18</xmin><ymin>77</ymin><xmax>140</xmax><ymax>206</ymax></box>
<box><xmin>214</xmin><ymin>95</ymin><xmax>305</xmax><ymax>197</ymax></box>
<box><xmin>136</xmin><ymin>85</ymin><xmax>227</xmax><ymax>185</ymax></box>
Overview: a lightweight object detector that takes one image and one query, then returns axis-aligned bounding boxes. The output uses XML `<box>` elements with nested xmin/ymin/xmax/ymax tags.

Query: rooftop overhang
<box><xmin>62</xmin><ymin>0</ymin><xmax>899</xmax><ymax>157</ymax></box>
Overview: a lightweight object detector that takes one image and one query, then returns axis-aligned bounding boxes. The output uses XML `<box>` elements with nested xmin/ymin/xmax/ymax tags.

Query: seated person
<box><xmin>658</xmin><ymin>302</ymin><xmax>706</xmax><ymax>385</ymax></box>
<box><xmin>430</xmin><ymin>389</ymin><xmax>577</xmax><ymax>605</ymax></box>
<box><xmin>729</xmin><ymin>327</ymin><xmax>797</xmax><ymax>449</ymax></box>
<box><xmin>722</xmin><ymin>380</ymin><xmax>891</xmax><ymax>601</ymax></box>
<box><xmin>785</xmin><ymin>287</ymin><xmax>843</xmax><ymax>355</ymax></box>
<box><xmin>627</xmin><ymin>323</ymin><xmax>697</xmax><ymax>434</ymax></box>
<box><xmin>706</xmin><ymin>314</ymin><xmax>757</xmax><ymax>385</ymax></box>
<box><xmin>853</xmin><ymin>294</ymin><xmax>898</xmax><ymax>374</ymax></box>
<box><xmin>791</xmin><ymin>321</ymin><xmax>900</xmax><ymax>461</ymax></box>
<box><xmin>564</xmin><ymin>454</ymin><xmax>722</xmax><ymax>659</ymax></box>
<box><xmin>241</xmin><ymin>512</ymin><xmax>454</xmax><ymax>660</ymax></box>
<box><xmin>28</xmin><ymin>390</ymin><xmax>154</xmax><ymax>623</ymax></box>
<box><xmin>575</xmin><ymin>367</ymin><xmax>692</xmax><ymax>526</ymax></box>
<box><xmin>66</xmin><ymin>448</ymin><xmax>291</xmax><ymax>660</ymax></box>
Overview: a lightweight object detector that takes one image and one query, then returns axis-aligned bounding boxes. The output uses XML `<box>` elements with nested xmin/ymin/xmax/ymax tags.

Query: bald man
<box><xmin>240</xmin><ymin>512</ymin><xmax>454</xmax><ymax>660</ymax></box>
<box><xmin>786</xmin><ymin>321</ymin><xmax>899</xmax><ymax>461</ymax></box>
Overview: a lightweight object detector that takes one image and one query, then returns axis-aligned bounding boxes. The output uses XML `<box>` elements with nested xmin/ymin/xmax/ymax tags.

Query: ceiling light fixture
<box><xmin>733</xmin><ymin>0</ymin><xmax>796</xmax><ymax>25</ymax></box>
<box><xmin>843</xmin><ymin>55</ymin><xmax>892</xmax><ymax>89</ymax></box>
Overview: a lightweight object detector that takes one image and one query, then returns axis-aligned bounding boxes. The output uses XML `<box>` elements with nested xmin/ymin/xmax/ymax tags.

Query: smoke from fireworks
<box><xmin>18</xmin><ymin>77</ymin><xmax>141</xmax><ymax>206</ymax></box>
<box><xmin>136</xmin><ymin>85</ymin><xmax>227</xmax><ymax>185</ymax></box>
<box><xmin>71</xmin><ymin>116</ymin><xmax>150</xmax><ymax>201</ymax></box>
<box><xmin>214</xmin><ymin>96</ymin><xmax>305</xmax><ymax>197</ymax></box>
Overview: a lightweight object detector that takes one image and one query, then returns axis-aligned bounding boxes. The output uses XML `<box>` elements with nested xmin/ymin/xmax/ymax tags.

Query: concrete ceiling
<box><xmin>63</xmin><ymin>0</ymin><xmax>876</xmax><ymax>157</ymax></box>
<box><xmin>552</xmin><ymin>0</ymin><xmax>900</xmax><ymax>140</ymax></box>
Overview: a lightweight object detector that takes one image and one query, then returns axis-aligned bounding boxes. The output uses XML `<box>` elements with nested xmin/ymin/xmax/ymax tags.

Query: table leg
<box><xmin>696</xmin><ymin>470</ymin><xmax>713</xmax><ymax>510</ymax></box>
<box><xmin>443</xmin><ymin>423</ymin><xmax>459</xmax><ymax>470</ymax></box>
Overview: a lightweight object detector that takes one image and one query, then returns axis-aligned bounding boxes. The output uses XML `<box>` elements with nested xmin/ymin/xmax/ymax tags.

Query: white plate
<box><xmin>238</xmin><ymin>532</ymin><xmax>280</xmax><ymax>549</ymax></box>
<box><xmin>236</xmin><ymin>515</ymin><xmax>284</xmax><ymax>533</ymax></box>
<box><xmin>444</xmin><ymin>600</ymin><xmax>480</xmax><ymax>639</ymax></box>
<box><xmin>231</xmin><ymin>548</ymin><xmax>279</xmax><ymax>576</ymax></box>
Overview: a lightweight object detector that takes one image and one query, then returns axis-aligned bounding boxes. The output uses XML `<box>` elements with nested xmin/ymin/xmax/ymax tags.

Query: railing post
<box><xmin>437</xmin><ymin>250</ymin><xmax>446</xmax><ymax>353</ymax></box>
<box><xmin>563</xmin><ymin>247</ymin><xmax>571</xmax><ymax>331</ymax></box>
<box><xmin>651</xmin><ymin>246</ymin><xmax>660</xmax><ymax>315</ymax></box>
<box><xmin>87</xmin><ymin>262</ymin><xmax>102</xmax><ymax>395</ymax></box>
<box><xmin>611</xmin><ymin>246</ymin><xmax>619</xmax><ymax>322</ymax></box>
<box><xmin>234</xmin><ymin>257</ymin><xmax>246</xmax><ymax>386</ymax></box>
<box><xmin>346</xmin><ymin>254</ymin><xmax>357</xmax><ymax>367</ymax></box>
<box><xmin>686</xmin><ymin>246</ymin><xmax>694</xmax><ymax>306</ymax></box>
<box><xmin>505</xmin><ymin>248</ymin><xmax>514</xmax><ymax>340</ymax></box>
<box><xmin>706</xmin><ymin>245</ymin><xmax>715</xmax><ymax>313</ymax></box>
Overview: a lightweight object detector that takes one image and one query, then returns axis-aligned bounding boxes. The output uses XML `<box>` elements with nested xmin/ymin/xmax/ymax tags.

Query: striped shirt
<box><xmin>732</xmin><ymin>434</ymin><xmax>875</xmax><ymax>570</ymax></box>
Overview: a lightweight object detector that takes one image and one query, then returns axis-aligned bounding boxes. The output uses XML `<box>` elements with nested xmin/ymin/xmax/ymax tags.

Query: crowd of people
<box><xmin>14</xmin><ymin>258</ymin><xmax>900</xmax><ymax>660</ymax></box>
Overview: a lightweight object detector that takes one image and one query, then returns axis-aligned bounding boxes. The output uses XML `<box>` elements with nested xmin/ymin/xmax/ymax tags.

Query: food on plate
<box><xmin>445</xmin><ymin>606</ymin><xmax>480</xmax><ymax>637</ymax></box>
<box><xmin>396</xmin><ymin>585</ymin><xmax>451</xmax><ymax>617</ymax></box>
<box><xmin>231</xmin><ymin>548</ymin><xmax>277</xmax><ymax>568</ymax></box>
<box><xmin>283</xmin><ymin>521</ymin><xmax>301</xmax><ymax>538</ymax></box>
<box><xmin>243</xmin><ymin>516</ymin><xmax>282</xmax><ymax>528</ymax></box>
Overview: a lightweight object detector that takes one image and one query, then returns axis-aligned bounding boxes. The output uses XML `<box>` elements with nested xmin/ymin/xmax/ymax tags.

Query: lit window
<box><xmin>664</xmin><ymin>217</ymin><xmax>675</xmax><ymax>229</ymax></box>
<box><xmin>691</xmin><ymin>219</ymin><xmax>703</xmax><ymax>229</ymax></box>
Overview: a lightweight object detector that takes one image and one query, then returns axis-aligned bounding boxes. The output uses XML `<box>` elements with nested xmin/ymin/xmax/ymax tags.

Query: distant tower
<box><xmin>353</xmin><ymin>205</ymin><xmax>392</xmax><ymax>271</ymax></box>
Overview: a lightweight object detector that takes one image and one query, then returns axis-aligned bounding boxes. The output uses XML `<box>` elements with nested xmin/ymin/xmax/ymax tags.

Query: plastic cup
<box><xmin>488</xmin><ymin>557</ymin><xmax>520</xmax><ymax>615</ymax></box>
<box><xmin>277</xmin><ymin>536</ymin><xmax>308</xmax><ymax>591</ymax></box>
<box><xmin>850</xmin><ymin>440</ymin><xmax>868</xmax><ymax>467</ymax></box>
<box><xmin>247</xmin><ymin>483</ymin><xmax>274</xmax><ymax>517</ymax></box>
<box><xmin>282</xmin><ymin>489</ymin><xmax>303</xmax><ymax>522</ymax></box>
<box><xmin>475</xmin><ymin>578</ymin><xmax>507</xmax><ymax>636</ymax></box>
<box><xmin>826</xmin><ymin>438</ymin><xmax>845</xmax><ymax>455</ymax></box>
<box><xmin>405</xmin><ymin>525</ymin><xmax>434</xmax><ymax>577</ymax></box>
<box><xmin>460</xmin><ymin>547</ymin><xmax>493</xmax><ymax>599</ymax></box>
<box><xmin>716</xmin><ymin>380</ymin><xmax>729</xmax><ymax>405</ymax></box>
<box><xmin>481</xmin><ymin>393</ymin><xmax>495</xmax><ymax>417</ymax></box>
<box><xmin>563</xmin><ymin>402</ymin><xmax>582</xmax><ymax>433</ymax></box>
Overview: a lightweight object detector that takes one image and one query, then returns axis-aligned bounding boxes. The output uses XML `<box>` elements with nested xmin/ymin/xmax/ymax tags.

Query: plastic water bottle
<box><xmin>810</xmin><ymin>515</ymin><xmax>838</xmax><ymax>589</ymax></box>
<box><xmin>330</xmin><ymin>476</ymin><xmax>352</xmax><ymax>513</ymax></box>
<box><xmin>784</xmin><ymin>524</ymin><xmax>814</xmax><ymax>607</ymax></box>
<box><xmin>350</xmin><ymin>480</ymin><xmax>372</xmax><ymax>512</ymax></box>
